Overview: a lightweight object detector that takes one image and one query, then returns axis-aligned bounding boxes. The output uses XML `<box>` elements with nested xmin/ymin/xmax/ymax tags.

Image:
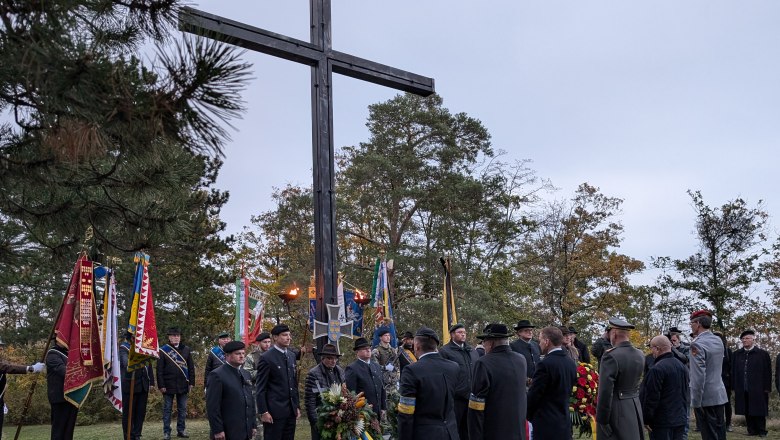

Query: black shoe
<box><xmin>177</xmin><ymin>433</ymin><xmax>189</xmax><ymax>438</ymax></box>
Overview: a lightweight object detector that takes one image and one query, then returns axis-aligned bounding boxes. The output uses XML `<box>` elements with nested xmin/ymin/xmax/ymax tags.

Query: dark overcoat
<box><xmin>156</xmin><ymin>343</ymin><xmax>195</xmax><ymax>395</ymax></box>
<box><xmin>509</xmin><ymin>338</ymin><xmax>541</xmax><ymax>379</ymax></box>
<box><xmin>596</xmin><ymin>341</ymin><xmax>645</xmax><ymax>440</ymax></box>
<box><xmin>45</xmin><ymin>347</ymin><xmax>68</xmax><ymax>404</ymax></box>
<box><xmin>732</xmin><ymin>346</ymin><xmax>771</xmax><ymax>416</ymax></box>
<box><xmin>204</xmin><ymin>348</ymin><xmax>226</xmax><ymax>389</ymax></box>
<box><xmin>467</xmin><ymin>344</ymin><xmax>527</xmax><ymax>440</ymax></box>
<box><xmin>256</xmin><ymin>347</ymin><xmax>299</xmax><ymax>419</ymax></box>
<box><xmin>439</xmin><ymin>340</ymin><xmax>479</xmax><ymax>440</ymax></box>
<box><xmin>639</xmin><ymin>352</ymin><xmax>690</xmax><ymax>428</ymax></box>
<box><xmin>573</xmin><ymin>338</ymin><xmax>591</xmax><ymax>364</ymax></box>
<box><xmin>397</xmin><ymin>352</ymin><xmax>462</xmax><ymax>440</ymax></box>
<box><xmin>526</xmin><ymin>349</ymin><xmax>577</xmax><ymax>440</ymax></box>
<box><xmin>345</xmin><ymin>359</ymin><xmax>386</xmax><ymax>413</ymax></box>
<box><xmin>206</xmin><ymin>364</ymin><xmax>256</xmax><ymax>440</ymax></box>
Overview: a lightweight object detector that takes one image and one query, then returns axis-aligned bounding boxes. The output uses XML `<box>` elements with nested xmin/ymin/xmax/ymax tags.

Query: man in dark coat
<box><xmin>689</xmin><ymin>310</ymin><xmax>728</xmax><ymax>440</ymax></box>
<box><xmin>731</xmin><ymin>329</ymin><xmax>771</xmax><ymax>437</ymax></box>
<box><xmin>713</xmin><ymin>331</ymin><xmax>733</xmax><ymax>431</ymax></box>
<box><xmin>439</xmin><ymin>323</ymin><xmax>479</xmax><ymax>440</ymax></box>
<box><xmin>0</xmin><ymin>340</ymin><xmax>44</xmax><ymax>435</ymax></box>
<box><xmin>569</xmin><ymin>326</ymin><xmax>591</xmax><ymax>364</ymax></box>
<box><xmin>205</xmin><ymin>331</ymin><xmax>231</xmax><ymax>391</ymax></box>
<box><xmin>157</xmin><ymin>327</ymin><xmax>195</xmax><ymax>440</ymax></box>
<box><xmin>206</xmin><ymin>341</ymin><xmax>256</xmax><ymax>440</ymax></box>
<box><xmin>345</xmin><ymin>337</ymin><xmax>386</xmax><ymax>417</ymax></box>
<box><xmin>596</xmin><ymin>317</ymin><xmax>645</xmax><ymax>440</ymax></box>
<box><xmin>527</xmin><ymin>326</ymin><xmax>577</xmax><ymax>440</ymax></box>
<box><xmin>468</xmin><ymin>323</ymin><xmax>527</xmax><ymax>440</ymax></box>
<box><xmin>46</xmin><ymin>342</ymin><xmax>78</xmax><ymax>440</ymax></box>
<box><xmin>398</xmin><ymin>327</ymin><xmax>462</xmax><ymax>440</ymax></box>
<box><xmin>640</xmin><ymin>335</ymin><xmax>690</xmax><ymax>440</ymax></box>
<box><xmin>509</xmin><ymin>319</ymin><xmax>541</xmax><ymax>383</ymax></box>
<box><xmin>119</xmin><ymin>331</ymin><xmax>155</xmax><ymax>440</ymax></box>
<box><xmin>256</xmin><ymin>324</ymin><xmax>300</xmax><ymax>440</ymax></box>
<box><xmin>591</xmin><ymin>328</ymin><xmax>612</xmax><ymax>363</ymax></box>
<box><xmin>304</xmin><ymin>344</ymin><xmax>345</xmax><ymax>440</ymax></box>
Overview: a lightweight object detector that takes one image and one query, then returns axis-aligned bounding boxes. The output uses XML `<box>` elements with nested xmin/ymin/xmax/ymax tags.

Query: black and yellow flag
<box><xmin>440</xmin><ymin>257</ymin><xmax>458</xmax><ymax>344</ymax></box>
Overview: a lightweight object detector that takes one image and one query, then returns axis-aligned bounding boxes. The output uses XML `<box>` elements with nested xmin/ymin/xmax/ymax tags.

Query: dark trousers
<box><xmin>723</xmin><ymin>388</ymin><xmax>731</xmax><ymax>427</ymax></box>
<box><xmin>693</xmin><ymin>405</ymin><xmax>726</xmax><ymax>440</ymax></box>
<box><xmin>263</xmin><ymin>417</ymin><xmax>295</xmax><ymax>440</ymax></box>
<box><xmin>649</xmin><ymin>425</ymin><xmax>685</xmax><ymax>440</ymax></box>
<box><xmin>50</xmin><ymin>401</ymin><xmax>78</xmax><ymax>440</ymax></box>
<box><xmin>162</xmin><ymin>393</ymin><xmax>188</xmax><ymax>435</ymax></box>
<box><xmin>743</xmin><ymin>391</ymin><xmax>768</xmax><ymax>435</ymax></box>
<box><xmin>122</xmin><ymin>390</ymin><xmax>149</xmax><ymax>440</ymax></box>
<box><xmin>454</xmin><ymin>398</ymin><xmax>469</xmax><ymax>440</ymax></box>
<box><xmin>0</xmin><ymin>396</ymin><xmax>4</xmax><ymax>440</ymax></box>
<box><xmin>308</xmin><ymin>419</ymin><xmax>320</xmax><ymax>440</ymax></box>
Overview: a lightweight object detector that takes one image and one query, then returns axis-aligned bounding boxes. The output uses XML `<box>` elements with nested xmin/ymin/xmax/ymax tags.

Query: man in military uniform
<box><xmin>439</xmin><ymin>323</ymin><xmax>479</xmax><ymax>440</ymax></box>
<box><xmin>0</xmin><ymin>340</ymin><xmax>44</xmax><ymax>435</ymax></box>
<box><xmin>398</xmin><ymin>327</ymin><xmax>462</xmax><ymax>440</ymax></box>
<box><xmin>205</xmin><ymin>331</ymin><xmax>232</xmax><ymax>392</ymax></box>
<box><xmin>689</xmin><ymin>310</ymin><xmax>728</xmax><ymax>440</ymax></box>
<box><xmin>206</xmin><ymin>341</ymin><xmax>257</xmax><ymax>440</ymax></box>
<box><xmin>304</xmin><ymin>344</ymin><xmax>345</xmax><ymax>440</ymax></box>
<box><xmin>119</xmin><ymin>331</ymin><xmax>155</xmax><ymax>440</ymax></box>
<box><xmin>371</xmin><ymin>326</ymin><xmax>399</xmax><ymax>397</ymax></box>
<box><xmin>596</xmin><ymin>317</ymin><xmax>645</xmax><ymax>440</ymax></box>
<box><xmin>509</xmin><ymin>319</ymin><xmax>541</xmax><ymax>384</ymax></box>
<box><xmin>242</xmin><ymin>332</ymin><xmax>271</xmax><ymax>382</ymax></box>
<box><xmin>468</xmin><ymin>323</ymin><xmax>527</xmax><ymax>440</ymax></box>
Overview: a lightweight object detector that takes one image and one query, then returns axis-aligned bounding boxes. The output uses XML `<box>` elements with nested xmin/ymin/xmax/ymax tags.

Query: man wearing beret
<box><xmin>731</xmin><ymin>329</ymin><xmax>770</xmax><ymax>437</ymax></box>
<box><xmin>688</xmin><ymin>310</ymin><xmax>728</xmax><ymax>440</ymax></box>
<box><xmin>509</xmin><ymin>320</ymin><xmax>541</xmax><ymax>383</ymax></box>
<box><xmin>595</xmin><ymin>317</ymin><xmax>645</xmax><ymax>440</ymax></box>
<box><xmin>346</xmin><ymin>337</ymin><xmax>386</xmax><ymax>418</ymax></box>
<box><xmin>439</xmin><ymin>323</ymin><xmax>479</xmax><ymax>440</ymax></box>
<box><xmin>207</xmin><ymin>341</ymin><xmax>257</xmax><ymax>440</ymax></box>
<box><xmin>372</xmin><ymin>326</ymin><xmax>400</xmax><ymax>397</ymax></box>
<box><xmin>256</xmin><ymin>324</ymin><xmax>300</xmax><ymax>440</ymax></box>
<box><xmin>304</xmin><ymin>343</ymin><xmax>345</xmax><ymax>440</ymax></box>
<box><xmin>242</xmin><ymin>332</ymin><xmax>272</xmax><ymax>440</ymax></box>
<box><xmin>468</xmin><ymin>323</ymin><xmax>527</xmax><ymax>440</ymax></box>
<box><xmin>398</xmin><ymin>327</ymin><xmax>462</xmax><ymax>440</ymax></box>
<box><xmin>157</xmin><ymin>327</ymin><xmax>195</xmax><ymax>440</ymax></box>
<box><xmin>205</xmin><ymin>331</ymin><xmax>232</xmax><ymax>392</ymax></box>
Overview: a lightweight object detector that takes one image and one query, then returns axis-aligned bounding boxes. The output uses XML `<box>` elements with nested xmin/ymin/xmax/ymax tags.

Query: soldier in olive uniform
<box><xmin>596</xmin><ymin>317</ymin><xmax>645</xmax><ymax>440</ymax></box>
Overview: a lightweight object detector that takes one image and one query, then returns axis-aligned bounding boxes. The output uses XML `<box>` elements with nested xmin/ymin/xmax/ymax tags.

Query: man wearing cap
<box><xmin>560</xmin><ymin>326</ymin><xmax>580</xmax><ymax>363</ymax></box>
<box><xmin>256</xmin><ymin>324</ymin><xmax>300</xmax><ymax>440</ymax></box>
<box><xmin>243</xmin><ymin>332</ymin><xmax>272</xmax><ymax>382</ymax></box>
<box><xmin>207</xmin><ymin>340</ymin><xmax>257</xmax><ymax>440</ymax></box>
<box><xmin>509</xmin><ymin>320</ymin><xmax>541</xmax><ymax>383</ymax></box>
<box><xmin>398</xmin><ymin>331</ymin><xmax>417</xmax><ymax>373</ymax></box>
<box><xmin>346</xmin><ymin>337</ymin><xmax>386</xmax><ymax>418</ymax></box>
<box><xmin>205</xmin><ymin>331</ymin><xmax>232</xmax><ymax>392</ymax></box>
<box><xmin>398</xmin><ymin>327</ymin><xmax>462</xmax><ymax>440</ymax></box>
<box><xmin>440</xmin><ymin>323</ymin><xmax>479</xmax><ymax>440</ymax></box>
<box><xmin>595</xmin><ymin>317</ymin><xmax>644</xmax><ymax>440</ymax></box>
<box><xmin>119</xmin><ymin>331</ymin><xmax>155</xmax><ymax>440</ymax></box>
<box><xmin>468</xmin><ymin>323</ymin><xmax>527</xmax><ymax>440</ymax></box>
<box><xmin>0</xmin><ymin>340</ymin><xmax>44</xmax><ymax>435</ymax></box>
<box><xmin>731</xmin><ymin>329</ymin><xmax>770</xmax><ymax>437</ymax></box>
<box><xmin>527</xmin><ymin>326</ymin><xmax>577</xmax><ymax>440</ymax></box>
<box><xmin>688</xmin><ymin>310</ymin><xmax>727</xmax><ymax>440</ymax></box>
<box><xmin>157</xmin><ymin>327</ymin><xmax>195</xmax><ymax>440</ymax></box>
<box><xmin>569</xmin><ymin>326</ymin><xmax>591</xmax><ymax>364</ymax></box>
<box><xmin>640</xmin><ymin>335</ymin><xmax>689</xmax><ymax>440</ymax></box>
<box><xmin>668</xmin><ymin>327</ymin><xmax>690</xmax><ymax>357</ymax></box>
<box><xmin>304</xmin><ymin>343</ymin><xmax>345</xmax><ymax>440</ymax></box>
<box><xmin>372</xmin><ymin>326</ymin><xmax>400</xmax><ymax>397</ymax></box>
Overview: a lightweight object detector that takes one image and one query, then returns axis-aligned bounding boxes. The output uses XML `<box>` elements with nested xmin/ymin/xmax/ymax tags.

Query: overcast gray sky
<box><xmin>192</xmin><ymin>1</ymin><xmax>780</xmax><ymax>285</ymax></box>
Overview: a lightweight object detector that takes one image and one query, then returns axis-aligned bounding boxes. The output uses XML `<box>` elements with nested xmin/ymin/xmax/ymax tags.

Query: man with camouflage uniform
<box><xmin>371</xmin><ymin>327</ymin><xmax>400</xmax><ymax>397</ymax></box>
<box><xmin>241</xmin><ymin>332</ymin><xmax>271</xmax><ymax>440</ymax></box>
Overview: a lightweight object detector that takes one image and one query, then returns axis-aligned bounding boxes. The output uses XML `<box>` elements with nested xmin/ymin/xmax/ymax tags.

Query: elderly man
<box><xmin>397</xmin><ymin>327</ymin><xmax>462</xmax><ymax>440</ymax></box>
<box><xmin>468</xmin><ymin>323</ymin><xmax>527</xmax><ymax>440</ymax></box>
<box><xmin>157</xmin><ymin>327</ymin><xmax>195</xmax><ymax>440</ymax></box>
<box><xmin>731</xmin><ymin>329</ymin><xmax>770</xmax><ymax>437</ymax></box>
<box><xmin>509</xmin><ymin>320</ymin><xmax>541</xmax><ymax>382</ymax></box>
<box><xmin>206</xmin><ymin>341</ymin><xmax>256</xmax><ymax>440</ymax></box>
<box><xmin>304</xmin><ymin>344</ymin><xmax>345</xmax><ymax>440</ymax></box>
<box><xmin>640</xmin><ymin>335</ymin><xmax>690</xmax><ymax>440</ymax></box>
<box><xmin>689</xmin><ymin>310</ymin><xmax>728</xmax><ymax>440</ymax></box>
<box><xmin>596</xmin><ymin>317</ymin><xmax>645</xmax><ymax>440</ymax></box>
<box><xmin>439</xmin><ymin>323</ymin><xmax>479</xmax><ymax>440</ymax></box>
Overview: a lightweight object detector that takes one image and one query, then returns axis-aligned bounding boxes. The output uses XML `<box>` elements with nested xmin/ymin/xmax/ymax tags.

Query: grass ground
<box><xmin>4</xmin><ymin>418</ymin><xmax>780</xmax><ymax>439</ymax></box>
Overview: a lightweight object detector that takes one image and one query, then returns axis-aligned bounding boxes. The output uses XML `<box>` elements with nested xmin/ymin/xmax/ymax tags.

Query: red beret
<box><xmin>690</xmin><ymin>310</ymin><xmax>712</xmax><ymax>320</ymax></box>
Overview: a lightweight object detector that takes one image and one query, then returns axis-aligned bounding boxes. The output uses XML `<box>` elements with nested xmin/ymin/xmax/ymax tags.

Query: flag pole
<box><xmin>126</xmin><ymin>376</ymin><xmax>136</xmax><ymax>440</ymax></box>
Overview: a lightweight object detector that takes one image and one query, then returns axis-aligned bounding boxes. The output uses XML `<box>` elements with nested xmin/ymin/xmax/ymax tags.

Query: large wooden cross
<box><xmin>179</xmin><ymin>2</ymin><xmax>434</xmax><ymax>329</ymax></box>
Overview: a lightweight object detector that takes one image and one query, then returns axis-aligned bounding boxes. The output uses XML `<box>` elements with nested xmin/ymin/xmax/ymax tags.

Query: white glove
<box><xmin>385</xmin><ymin>364</ymin><xmax>395</xmax><ymax>372</ymax></box>
<box><xmin>30</xmin><ymin>362</ymin><xmax>45</xmax><ymax>373</ymax></box>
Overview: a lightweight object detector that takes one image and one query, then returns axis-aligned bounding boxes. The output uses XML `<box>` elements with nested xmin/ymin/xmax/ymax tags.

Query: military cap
<box><xmin>568</xmin><ymin>326</ymin><xmax>578</xmax><ymax>334</ymax></box>
<box><xmin>416</xmin><ymin>327</ymin><xmax>440</xmax><ymax>344</ymax></box>
<box><xmin>217</xmin><ymin>331</ymin><xmax>230</xmax><ymax>339</ymax></box>
<box><xmin>690</xmin><ymin>310</ymin><xmax>712</xmax><ymax>320</ymax></box>
<box><xmin>255</xmin><ymin>332</ymin><xmax>271</xmax><ymax>342</ymax></box>
<box><xmin>513</xmin><ymin>320</ymin><xmax>535</xmax><ymax>330</ymax></box>
<box><xmin>739</xmin><ymin>329</ymin><xmax>756</xmax><ymax>339</ymax></box>
<box><xmin>607</xmin><ymin>317</ymin><xmax>635</xmax><ymax>330</ymax></box>
<box><xmin>449</xmin><ymin>323</ymin><xmax>465</xmax><ymax>333</ymax></box>
<box><xmin>319</xmin><ymin>343</ymin><xmax>342</xmax><ymax>357</ymax></box>
<box><xmin>167</xmin><ymin>327</ymin><xmax>181</xmax><ymax>335</ymax></box>
<box><xmin>477</xmin><ymin>323</ymin><xmax>513</xmax><ymax>340</ymax></box>
<box><xmin>223</xmin><ymin>340</ymin><xmax>245</xmax><ymax>353</ymax></box>
<box><xmin>352</xmin><ymin>337</ymin><xmax>371</xmax><ymax>351</ymax></box>
<box><xmin>376</xmin><ymin>327</ymin><xmax>391</xmax><ymax>337</ymax></box>
<box><xmin>271</xmin><ymin>324</ymin><xmax>290</xmax><ymax>335</ymax></box>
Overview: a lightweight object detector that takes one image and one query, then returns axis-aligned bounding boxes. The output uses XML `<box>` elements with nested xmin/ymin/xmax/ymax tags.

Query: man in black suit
<box><xmin>439</xmin><ymin>323</ymin><xmax>479</xmax><ymax>440</ymax></box>
<box><xmin>345</xmin><ymin>337</ymin><xmax>386</xmax><ymax>418</ymax></box>
<box><xmin>207</xmin><ymin>341</ymin><xmax>257</xmax><ymax>440</ymax></box>
<box><xmin>256</xmin><ymin>324</ymin><xmax>300</xmax><ymax>440</ymax></box>
<box><xmin>398</xmin><ymin>327</ymin><xmax>462</xmax><ymax>440</ymax></box>
<box><xmin>527</xmin><ymin>326</ymin><xmax>577</xmax><ymax>440</ymax></box>
<box><xmin>46</xmin><ymin>341</ymin><xmax>78</xmax><ymax>440</ymax></box>
<box><xmin>509</xmin><ymin>320</ymin><xmax>541</xmax><ymax>384</ymax></box>
<box><xmin>119</xmin><ymin>332</ymin><xmax>155</xmax><ymax>440</ymax></box>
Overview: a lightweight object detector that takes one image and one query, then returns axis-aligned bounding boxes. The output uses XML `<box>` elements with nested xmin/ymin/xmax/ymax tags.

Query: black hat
<box><xmin>124</xmin><ymin>331</ymin><xmax>134</xmax><ymax>341</ymax></box>
<box><xmin>400</xmin><ymin>331</ymin><xmax>414</xmax><ymax>340</ymax></box>
<box><xmin>167</xmin><ymin>327</ymin><xmax>181</xmax><ymax>335</ymax></box>
<box><xmin>568</xmin><ymin>326</ymin><xmax>578</xmax><ymax>335</ymax></box>
<box><xmin>271</xmin><ymin>324</ymin><xmax>290</xmax><ymax>336</ymax></box>
<box><xmin>223</xmin><ymin>341</ymin><xmax>245</xmax><ymax>353</ymax></box>
<box><xmin>416</xmin><ymin>327</ymin><xmax>440</xmax><ymax>344</ymax></box>
<box><xmin>449</xmin><ymin>323</ymin><xmax>465</xmax><ymax>333</ymax></box>
<box><xmin>217</xmin><ymin>331</ymin><xmax>230</xmax><ymax>339</ymax></box>
<box><xmin>558</xmin><ymin>325</ymin><xmax>572</xmax><ymax>335</ymax></box>
<box><xmin>477</xmin><ymin>323</ymin><xmax>513</xmax><ymax>340</ymax></box>
<box><xmin>353</xmin><ymin>337</ymin><xmax>371</xmax><ymax>351</ymax></box>
<box><xmin>668</xmin><ymin>326</ymin><xmax>683</xmax><ymax>335</ymax></box>
<box><xmin>607</xmin><ymin>317</ymin><xmax>635</xmax><ymax>330</ymax></box>
<box><xmin>513</xmin><ymin>320</ymin><xmax>535</xmax><ymax>330</ymax></box>
<box><xmin>255</xmin><ymin>332</ymin><xmax>271</xmax><ymax>342</ymax></box>
<box><xmin>376</xmin><ymin>327</ymin><xmax>391</xmax><ymax>337</ymax></box>
<box><xmin>740</xmin><ymin>329</ymin><xmax>756</xmax><ymax>339</ymax></box>
<box><xmin>319</xmin><ymin>343</ymin><xmax>342</xmax><ymax>357</ymax></box>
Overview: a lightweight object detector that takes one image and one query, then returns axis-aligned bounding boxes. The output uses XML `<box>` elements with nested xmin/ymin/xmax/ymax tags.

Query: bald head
<box><xmin>650</xmin><ymin>335</ymin><xmax>672</xmax><ymax>358</ymax></box>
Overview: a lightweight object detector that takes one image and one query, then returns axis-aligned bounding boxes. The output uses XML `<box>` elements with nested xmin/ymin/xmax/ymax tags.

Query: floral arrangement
<box><xmin>570</xmin><ymin>362</ymin><xmax>599</xmax><ymax>438</ymax></box>
<box><xmin>317</xmin><ymin>383</ymin><xmax>382</xmax><ymax>440</ymax></box>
